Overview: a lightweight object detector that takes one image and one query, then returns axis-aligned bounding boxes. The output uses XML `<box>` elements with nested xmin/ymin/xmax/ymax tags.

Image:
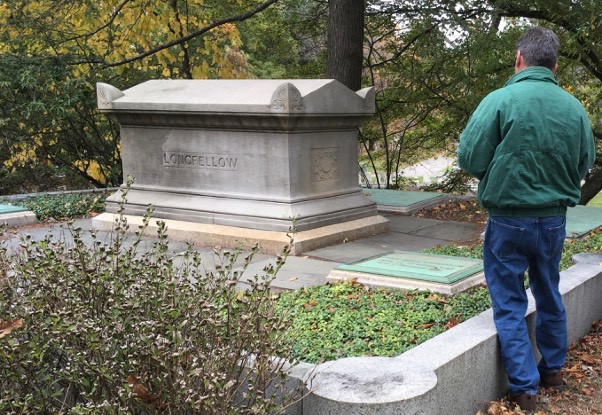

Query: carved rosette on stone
<box><xmin>312</xmin><ymin>148</ymin><xmax>338</xmax><ymax>183</ymax></box>
<box><xmin>270</xmin><ymin>82</ymin><xmax>305</xmax><ymax>113</ymax></box>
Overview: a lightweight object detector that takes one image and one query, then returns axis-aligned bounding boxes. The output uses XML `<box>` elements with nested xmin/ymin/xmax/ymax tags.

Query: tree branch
<box><xmin>365</xmin><ymin>24</ymin><xmax>437</xmax><ymax>69</ymax></box>
<box><xmin>497</xmin><ymin>5</ymin><xmax>602</xmax><ymax>83</ymax></box>
<box><xmin>71</xmin><ymin>0</ymin><xmax>280</xmax><ymax>67</ymax></box>
<box><xmin>57</xmin><ymin>0</ymin><xmax>133</xmax><ymax>46</ymax></box>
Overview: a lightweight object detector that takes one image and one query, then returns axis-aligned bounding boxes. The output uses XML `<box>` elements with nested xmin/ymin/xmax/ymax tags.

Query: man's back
<box><xmin>458</xmin><ymin>66</ymin><xmax>594</xmax><ymax>214</ymax></box>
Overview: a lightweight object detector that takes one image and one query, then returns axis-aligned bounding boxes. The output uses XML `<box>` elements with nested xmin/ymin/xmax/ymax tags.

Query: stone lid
<box><xmin>97</xmin><ymin>79</ymin><xmax>374</xmax><ymax>115</ymax></box>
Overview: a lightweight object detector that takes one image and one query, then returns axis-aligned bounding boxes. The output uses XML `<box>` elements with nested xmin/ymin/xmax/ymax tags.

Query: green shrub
<box><xmin>0</xmin><ymin>198</ymin><xmax>299</xmax><ymax>414</ymax></box>
<box><xmin>14</xmin><ymin>192</ymin><xmax>108</xmax><ymax>221</ymax></box>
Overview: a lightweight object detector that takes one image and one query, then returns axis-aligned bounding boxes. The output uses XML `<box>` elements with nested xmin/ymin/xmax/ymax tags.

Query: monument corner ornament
<box><xmin>95</xmin><ymin>79</ymin><xmax>387</xmax><ymax>252</ymax></box>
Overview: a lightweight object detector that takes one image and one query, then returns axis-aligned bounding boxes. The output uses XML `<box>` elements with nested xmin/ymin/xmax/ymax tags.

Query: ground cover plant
<box><xmin>277</xmin><ymin>280</ymin><xmax>491</xmax><ymax>363</ymax></box>
<box><xmin>279</xmin><ymin>201</ymin><xmax>602</xmax><ymax>365</ymax></box>
<box><xmin>0</xmin><ymin>191</ymin><xmax>108</xmax><ymax>221</ymax></box>
<box><xmin>0</xmin><ymin>198</ymin><xmax>301</xmax><ymax>414</ymax></box>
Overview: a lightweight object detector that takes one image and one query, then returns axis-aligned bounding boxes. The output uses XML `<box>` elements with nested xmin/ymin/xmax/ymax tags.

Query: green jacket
<box><xmin>458</xmin><ymin>66</ymin><xmax>595</xmax><ymax>217</ymax></box>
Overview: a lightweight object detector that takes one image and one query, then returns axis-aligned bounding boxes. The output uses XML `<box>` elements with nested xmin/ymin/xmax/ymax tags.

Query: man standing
<box><xmin>457</xmin><ymin>27</ymin><xmax>595</xmax><ymax>413</ymax></box>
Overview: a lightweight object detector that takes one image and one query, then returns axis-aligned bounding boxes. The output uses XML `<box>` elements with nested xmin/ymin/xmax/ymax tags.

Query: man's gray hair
<box><xmin>516</xmin><ymin>27</ymin><xmax>560</xmax><ymax>69</ymax></box>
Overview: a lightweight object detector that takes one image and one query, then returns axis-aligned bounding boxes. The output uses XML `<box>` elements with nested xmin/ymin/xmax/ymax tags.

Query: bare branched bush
<box><xmin>0</xmin><ymin>188</ymin><xmax>301</xmax><ymax>414</ymax></box>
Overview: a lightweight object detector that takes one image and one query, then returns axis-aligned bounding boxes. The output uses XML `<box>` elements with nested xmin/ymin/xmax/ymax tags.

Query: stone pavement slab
<box><xmin>382</xmin><ymin>214</ymin><xmax>442</xmax><ymax>233</ymax></box>
<box><xmin>407</xmin><ymin>220</ymin><xmax>482</xmax><ymax>241</ymax></box>
<box><xmin>237</xmin><ymin>256</ymin><xmax>336</xmax><ymax>291</ymax></box>
<box><xmin>305</xmin><ymin>215</ymin><xmax>482</xmax><ymax>264</ymax></box>
<box><xmin>382</xmin><ymin>214</ymin><xmax>482</xmax><ymax>242</ymax></box>
<box><xmin>3</xmin><ymin>211</ymin><xmax>483</xmax><ymax>292</ymax></box>
<box><xmin>305</xmin><ymin>233</ymin><xmax>452</xmax><ymax>263</ymax></box>
<box><xmin>4</xmin><ymin>219</ymin><xmax>319</xmax><ymax>292</ymax></box>
<box><xmin>304</xmin><ymin>241</ymin><xmax>392</xmax><ymax>264</ymax></box>
<box><xmin>359</xmin><ymin>231</ymin><xmax>451</xmax><ymax>251</ymax></box>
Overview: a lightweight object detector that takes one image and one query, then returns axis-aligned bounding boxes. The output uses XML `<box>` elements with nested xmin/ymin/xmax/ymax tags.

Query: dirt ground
<box><xmin>414</xmin><ymin>199</ymin><xmax>602</xmax><ymax>415</ymax></box>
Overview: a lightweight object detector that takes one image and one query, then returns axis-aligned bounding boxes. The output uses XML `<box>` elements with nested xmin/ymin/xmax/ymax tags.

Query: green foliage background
<box><xmin>0</xmin><ymin>0</ymin><xmax>599</xmax><ymax>195</ymax></box>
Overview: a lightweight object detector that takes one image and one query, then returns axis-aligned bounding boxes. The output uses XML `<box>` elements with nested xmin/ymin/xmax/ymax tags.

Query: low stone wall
<box><xmin>290</xmin><ymin>255</ymin><xmax>602</xmax><ymax>415</ymax></box>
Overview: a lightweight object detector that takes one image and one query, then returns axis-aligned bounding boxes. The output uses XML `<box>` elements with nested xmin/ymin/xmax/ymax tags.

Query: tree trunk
<box><xmin>327</xmin><ymin>0</ymin><xmax>365</xmax><ymax>91</ymax></box>
<box><xmin>580</xmin><ymin>165</ymin><xmax>602</xmax><ymax>205</ymax></box>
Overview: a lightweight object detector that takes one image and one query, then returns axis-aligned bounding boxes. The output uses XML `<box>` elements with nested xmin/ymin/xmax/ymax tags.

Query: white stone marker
<box><xmin>94</xmin><ymin>79</ymin><xmax>388</xmax><ymax>254</ymax></box>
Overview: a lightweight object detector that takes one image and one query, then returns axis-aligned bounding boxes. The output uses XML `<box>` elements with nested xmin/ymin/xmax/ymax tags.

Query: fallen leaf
<box><xmin>486</xmin><ymin>400</ymin><xmax>510</xmax><ymax>415</ymax></box>
<box><xmin>127</xmin><ymin>375</ymin><xmax>153</xmax><ymax>401</ymax></box>
<box><xmin>0</xmin><ymin>319</ymin><xmax>23</xmax><ymax>338</ymax></box>
<box><xmin>349</xmin><ymin>277</ymin><xmax>362</xmax><ymax>286</ymax></box>
<box><xmin>578</xmin><ymin>353</ymin><xmax>601</xmax><ymax>365</ymax></box>
<box><xmin>444</xmin><ymin>317</ymin><xmax>459</xmax><ymax>330</ymax></box>
<box><xmin>427</xmin><ymin>293</ymin><xmax>441</xmax><ymax>302</ymax></box>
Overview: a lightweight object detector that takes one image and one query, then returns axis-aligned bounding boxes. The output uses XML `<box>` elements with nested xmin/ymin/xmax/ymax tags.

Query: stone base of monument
<box><xmin>0</xmin><ymin>205</ymin><xmax>37</xmax><ymax>228</ymax></box>
<box><xmin>327</xmin><ymin>250</ymin><xmax>484</xmax><ymax>295</ymax></box>
<box><xmin>92</xmin><ymin>212</ymin><xmax>389</xmax><ymax>256</ymax></box>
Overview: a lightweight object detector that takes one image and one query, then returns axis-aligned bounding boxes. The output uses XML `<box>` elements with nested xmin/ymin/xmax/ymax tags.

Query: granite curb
<box><xmin>292</xmin><ymin>256</ymin><xmax>602</xmax><ymax>415</ymax></box>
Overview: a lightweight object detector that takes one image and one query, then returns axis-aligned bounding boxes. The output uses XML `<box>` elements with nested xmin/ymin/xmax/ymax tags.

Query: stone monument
<box><xmin>93</xmin><ymin>79</ymin><xmax>388</xmax><ymax>254</ymax></box>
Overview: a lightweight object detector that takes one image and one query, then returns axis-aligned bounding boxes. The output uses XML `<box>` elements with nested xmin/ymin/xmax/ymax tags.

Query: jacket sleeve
<box><xmin>457</xmin><ymin>94</ymin><xmax>501</xmax><ymax>180</ymax></box>
<box><xmin>578</xmin><ymin>114</ymin><xmax>595</xmax><ymax>180</ymax></box>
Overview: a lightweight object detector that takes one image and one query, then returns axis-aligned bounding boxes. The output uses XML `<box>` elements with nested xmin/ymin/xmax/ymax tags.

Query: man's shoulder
<box><xmin>478</xmin><ymin>86</ymin><xmax>513</xmax><ymax>108</ymax></box>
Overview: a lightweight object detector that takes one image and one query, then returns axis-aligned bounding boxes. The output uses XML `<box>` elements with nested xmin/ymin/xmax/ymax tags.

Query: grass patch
<box><xmin>586</xmin><ymin>192</ymin><xmax>602</xmax><ymax>207</ymax></box>
<box><xmin>0</xmin><ymin>192</ymin><xmax>108</xmax><ymax>221</ymax></box>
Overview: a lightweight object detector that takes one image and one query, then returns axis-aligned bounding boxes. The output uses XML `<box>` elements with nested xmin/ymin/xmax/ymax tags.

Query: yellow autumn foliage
<box><xmin>0</xmin><ymin>0</ymin><xmax>257</xmax><ymax>185</ymax></box>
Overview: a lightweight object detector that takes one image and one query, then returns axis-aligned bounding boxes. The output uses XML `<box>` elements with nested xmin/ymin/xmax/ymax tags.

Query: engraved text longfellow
<box><xmin>163</xmin><ymin>152</ymin><xmax>238</xmax><ymax>170</ymax></box>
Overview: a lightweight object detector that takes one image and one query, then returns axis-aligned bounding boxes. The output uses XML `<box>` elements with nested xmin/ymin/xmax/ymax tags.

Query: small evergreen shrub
<box><xmin>0</xmin><ymin>195</ymin><xmax>300</xmax><ymax>414</ymax></box>
<box><xmin>15</xmin><ymin>192</ymin><xmax>108</xmax><ymax>221</ymax></box>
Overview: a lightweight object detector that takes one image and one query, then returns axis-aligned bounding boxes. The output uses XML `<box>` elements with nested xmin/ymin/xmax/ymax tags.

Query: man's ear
<box><xmin>552</xmin><ymin>63</ymin><xmax>558</xmax><ymax>74</ymax></box>
<box><xmin>515</xmin><ymin>50</ymin><xmax>526</xmax><ymax>73</ymax></box>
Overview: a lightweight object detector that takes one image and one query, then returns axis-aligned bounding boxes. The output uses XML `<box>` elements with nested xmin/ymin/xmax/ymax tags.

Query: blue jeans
<box><xmin>483</xmin><ymin>216</ymin><xmax>567</xmax><ymax>396</ymax></box>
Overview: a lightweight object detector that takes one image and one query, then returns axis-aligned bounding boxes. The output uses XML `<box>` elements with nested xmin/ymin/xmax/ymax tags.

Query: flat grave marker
<box><xmin>0</xmin><ymin>204</ymin><xmax>37</xmax><ymax>228</ymax></box>
<box><xmin>362</xmin><ymin>189</ymin><xmax>447</xmax><ymax>214</ymax></box>
<box><xmin>328</xmin><ymin>250</ymin><xmax>484</xmax><ymax>295</ymax></box>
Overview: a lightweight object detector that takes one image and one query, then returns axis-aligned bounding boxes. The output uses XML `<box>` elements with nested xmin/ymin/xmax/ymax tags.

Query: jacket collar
<box><xmin>504</xmin><ymin>66</ymin><xmax>558</xmax><ymax>87</ymax></box>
